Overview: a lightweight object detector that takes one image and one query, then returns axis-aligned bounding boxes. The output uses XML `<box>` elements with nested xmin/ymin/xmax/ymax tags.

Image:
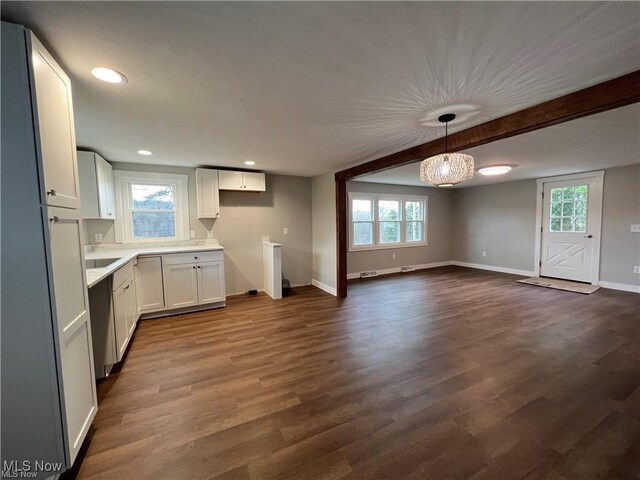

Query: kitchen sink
<box><xmin>85</xmin><ymin>258</ymin><xmax>121</xmax><ymax>269</ymax></box>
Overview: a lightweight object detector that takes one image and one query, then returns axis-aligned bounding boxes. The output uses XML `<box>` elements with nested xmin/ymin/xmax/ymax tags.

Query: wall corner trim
<box><xmin>312</xmin><ymin>279</ymin><xmax>338</xmax><ymax>296</ymax></box>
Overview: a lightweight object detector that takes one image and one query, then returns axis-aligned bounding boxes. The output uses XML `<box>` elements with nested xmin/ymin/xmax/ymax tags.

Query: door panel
<box><xmin>46</xmin><ymin>206</ymin><xmax>97</xmax><ymax>464</ymax></box>
<box><xmin>218</xmin><ymin>170</ymin><xmax>243</xmax><ymax>190</ymax></box>
<box><xmin>242</xmin><ymin>172</ymin><xmax>265</xmax><ymax>191</ymax></box>
<box><xmin>126</xmin><ymin>279</ymin><xmax>137</xmax><ymax>336</ymax></box>
<box><xmin>96</xmin><ymin>155</ymin><xmax>115</xmax><ymax>219</ymax></box>
<box><xmin>31</xmin><ymin>35</ymin><xmax>80</xmax><ymax>209</ymax></box>
<box><xmin>164</xmin><ymin>263</ymin><xmax>198</xmax><ymax>308</ymax></box>
<box><xmin>113</xmin><ymin>282</ymin><xmax>129</xmax><ymax>362</ymax></box>
<box><xmin>135</xmin><ymin>256</ymin><xmax>165</xmax><ymax>313</ymax></box>
<box><xmin>197</xmin><ymin>261</ymin><xmax>225</xmax><ymax>304</ymax></box>
<box><xmin>540</xmin><ymin>178</ymin><xmax>600</xmax><ymax>283</ymax></box>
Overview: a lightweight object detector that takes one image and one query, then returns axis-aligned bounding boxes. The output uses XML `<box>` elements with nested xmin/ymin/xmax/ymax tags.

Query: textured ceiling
<box><xmin>2</xmin><ymin>2</ymin><xmax>639</xmax><ymax>176</ymax></box>
<box><xmin>355</xmin><ymin>104</ymin><xmax>640</xmax><ymax>188</ymax></box>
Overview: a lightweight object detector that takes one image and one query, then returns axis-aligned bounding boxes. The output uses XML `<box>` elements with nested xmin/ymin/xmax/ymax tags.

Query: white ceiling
<box><xmin>2</xmin><ymin>2</ymin><xmax>639</xmax><ymax>176</ymax></box>
<box><xmin>356</xmin><ymin>104</ymin><xmax>640</xmax><ymax>188</ymax></box>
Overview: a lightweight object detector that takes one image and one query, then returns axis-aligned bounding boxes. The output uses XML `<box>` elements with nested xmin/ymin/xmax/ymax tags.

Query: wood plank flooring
<box><xmin>69</xmin><ymin>266</ymin><xmax>640</xmax><ymax>479</ymax></box>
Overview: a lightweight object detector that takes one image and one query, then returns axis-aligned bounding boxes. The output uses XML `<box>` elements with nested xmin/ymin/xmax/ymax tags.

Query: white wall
<box><xmin>311</xmin><ymin>172</ymin><xmax>337</xmax><ymax>293</ymax></box>
<box><xmin>451</xmin><ymin>164</ymin><xmax>640</xmax><ymax>287</ymax></box>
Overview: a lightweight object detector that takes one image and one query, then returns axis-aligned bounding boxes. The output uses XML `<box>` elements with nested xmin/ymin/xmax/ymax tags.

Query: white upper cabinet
<box><xmin>30</xmin><ymin>34</ymin><xmax>81</xmax><ymax>209</ymax></box>
<box><xmin>77</xmin><ymin>151</ymin><xmax>115</xmax><ymax>219</ymax></box>
<box><xmin>218</xmin><ymin>170</ymin><xmax>266</xmax><ymax>192</ymax></box>
<box><xmin>242</xmin><ymin>172</ymin><xmax>266</xmax><ymax>191</ymax></box>
<box><xmin>195</xmin><ymin>168</ymin><xmax>220</xmax><ymax>219</ymax></box>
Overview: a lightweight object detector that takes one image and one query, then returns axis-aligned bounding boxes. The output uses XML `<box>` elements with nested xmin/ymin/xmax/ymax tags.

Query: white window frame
<box><xmin>113</xmin><ymin>171</ymin><xmax>190</xmax><ymax>243</ymax></box>
<box><xmin>348</xmin><ymin>192</ymin><xmax>428</xmax><ymax>251</ymax></box>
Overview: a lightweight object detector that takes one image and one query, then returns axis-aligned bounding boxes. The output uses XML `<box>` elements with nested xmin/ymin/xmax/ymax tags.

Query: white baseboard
<box><xmin>450</xmin><ymin>261</ymin><xmax>534</xmax><ymax>277</ymax></box>
<box><xmin>598</xmin><ymin>281</ymin><xmax>640</xmax><ymax>293</ymax></box>
<box><xmin>342</xmin><ymin>261</ymin><xmax>638</xmax><ymax>295</ymax></box>
<box><xmin>312</xmin><ymin>279</ymin><xmax>337</xmax><ymax>296</ymax></box>
<box><xmin>347</xmin><ymin>261</ymin><xmax>453</xmax><ymax>280</ymax></box>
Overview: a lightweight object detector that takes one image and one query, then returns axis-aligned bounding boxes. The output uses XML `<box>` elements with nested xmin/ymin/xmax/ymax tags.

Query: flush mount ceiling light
<box><xmin>478</xmin><ymin>165</ymin><xmax>512</xmax><ymax>176</ymax></box>
<box><xmin>420</xmin><ymin>113</ymin><xmax>474</xmax><ymax>187</ymax></box>
<box><xmin>91</xmin><ymin>66</ymin><xmax>127</xmax><ymax>84</ymax></box>
<box><xmin>137</xmin><ymin>150</ymin><xmax>152</xmax><ymax>156</ymax></box>
<box><xmin>244</xmin><ymin>160</ymin><xmax>256</xmax><ymax>166</ymax></box>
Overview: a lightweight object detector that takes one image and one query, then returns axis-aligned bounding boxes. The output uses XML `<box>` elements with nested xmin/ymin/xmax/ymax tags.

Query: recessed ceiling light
<box><xmin>91</xmin><ymin>66</ymin><xmax>127</xmax><ymax>84</ymax></box>
<box><xmin>478</xmin><ymin>165</ymin><xmax>512</xmax><ymax>176</ymax></box>
<box><xmin>137</xmin><ymin>150</ymin><xmax>152</xmax><ymax>156</ymax></box>
<box><xmin>244</xmin><ymin>161</ymin><xmax>256</xmax><ymax>166</ymax></box>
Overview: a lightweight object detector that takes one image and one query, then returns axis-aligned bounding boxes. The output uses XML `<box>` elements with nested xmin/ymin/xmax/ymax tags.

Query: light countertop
<box><xmin>85</xmin><ymin>244</ymin><xmax>224</xmax><ymax>288</ymax></box>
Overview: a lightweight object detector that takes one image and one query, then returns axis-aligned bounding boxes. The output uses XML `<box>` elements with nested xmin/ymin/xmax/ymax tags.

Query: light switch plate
<box><xmin>94</xmin><ymin>233</ymin><xmax>102</xmax><ymax>243</ymax></box>
<box><xmin>634</xmin><ymin>266</ymin><xmax>640</xmax><ymax>274</ymax></box>
<box><xmin>190</xmin><ymin>230</ymin><xmax>195</xmax><ymax>239</ymax></box>
<box><xmin>283</xmin><ymin>227</ymin><xmax>289</xmax><ymax>235</ymax></box>
<box><xmin>631</xmin><ymin>224</ymin><xmax>640</xmax><ymax>232</ymax></box>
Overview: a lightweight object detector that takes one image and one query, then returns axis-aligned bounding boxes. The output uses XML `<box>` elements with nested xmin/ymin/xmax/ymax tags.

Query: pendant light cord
<box><xmin>445</xmin><ymin>121</ymin><xmax>448</xmax><ymax>153</ymax></box>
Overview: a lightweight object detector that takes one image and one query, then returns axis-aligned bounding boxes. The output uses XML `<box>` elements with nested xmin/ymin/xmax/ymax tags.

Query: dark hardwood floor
<box><xmin>73</xmin><ymin>266</ymin><xmax>640</xmax><ymax>479</ymax></box>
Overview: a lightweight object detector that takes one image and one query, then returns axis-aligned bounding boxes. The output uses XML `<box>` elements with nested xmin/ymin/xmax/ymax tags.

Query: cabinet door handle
<box><xmin>192</xmin><ymin>265</ymin><xmax>196</xmax><ymax>269</ymax></box>
<box><xmin>46</xmin><ymin>189</ymin><xmax>57</xmax><ymax>196</ymax></box>
<box><xmin>197</xmin><ymin>266</ymin><xmax>201</xmax><ymax>269</ymax></box>
<box><xmin>125</xmin><ymin>284</ymin><xmax>130</xmax><ymax>290</ymax></box>
<box><xmin>194</xmin><ymin>256</ymin><xmax>198</xmax><ymax>259</ymax></box>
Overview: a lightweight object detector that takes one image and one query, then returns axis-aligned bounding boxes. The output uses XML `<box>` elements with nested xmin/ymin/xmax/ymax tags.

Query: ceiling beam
<box><xmin>335</xmin><ymin>70</ymin><xmax>640</xmax><ymax>182</ymax></box>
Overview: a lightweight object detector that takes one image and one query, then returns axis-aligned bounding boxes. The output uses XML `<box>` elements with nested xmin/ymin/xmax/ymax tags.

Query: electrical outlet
<box><xmin>631</xmin><ymin>224</ymin><xmax>640</xmax><ymax>233</ymax></box>
<box><xmin>207</xmin><ymin>230</ymin><xmax>213</xmax><ymax>238</ymax></box>
<box><xmin>634</xmin><ymin>266</ymin><xmax>640</xmax><ymax>274</ymax></box>
<box><xmin>283</xmin><ymin>227</ymin><xmax>289</xmax><ymax>235</ymax></box>
<box><xmin>190</xmin><ymin>230</ymin><xmax>195</xmax><ymax>239</ymax></box>
<box><xmin>392</xmin><ymin>253</ymin><xmax>396</xmax><ymax>259</ymax></box>
<box><xmin>94</xmin><ymin>233</ymin><xmax>103</xmax><ymax>243</ymax></box>
<box><xmin>482</xmin><ymin>251</ymin><xmax>487</xmax><ymax>257</ymax></box>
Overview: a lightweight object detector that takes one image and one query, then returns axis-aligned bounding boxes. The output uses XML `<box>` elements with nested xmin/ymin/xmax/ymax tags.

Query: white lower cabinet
<box><xmin>90</xmin><ymin>250</ymin><xmax>225</xmax><ymax>377</ymax></box>
<box><xmin>135</xmin><ymin>256</ymin><xmax>165</xmax><ymax>314</ymax></box>
<box><xmin>163</xmin><ymin>252</ymin><xmax>225</xmax><ymax>309</ymax></box>
<box><xmin>163</xmin><ymin>263</ymin><xmax>199</xmax><ymax>309</ymax></box>
<box><xmin>113</xmin><ymin>280</ymin><xmax>129</xmax><ymax>361</ymax></box>
<box><xmin>198</xmin><ymin>261</ymin><xmax>225</xmax><ymax>304</ymax></box>
<box><xmin>112</xmin><ymin>266</ymin><xmax>136</xmax><ymax>362</ymax></box>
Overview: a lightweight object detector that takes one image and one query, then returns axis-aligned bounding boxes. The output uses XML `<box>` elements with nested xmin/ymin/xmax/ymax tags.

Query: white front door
<box><xmin>540</xmin><ymin>176</ymin><xmax>603</xmax><ymax>283</ymax></box>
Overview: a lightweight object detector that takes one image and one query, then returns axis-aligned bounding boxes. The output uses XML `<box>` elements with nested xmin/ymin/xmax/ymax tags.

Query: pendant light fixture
<box><xmin>420</xmin><ymin>113</ymin><xmax>474</xmax><ymax>187</ymax></box>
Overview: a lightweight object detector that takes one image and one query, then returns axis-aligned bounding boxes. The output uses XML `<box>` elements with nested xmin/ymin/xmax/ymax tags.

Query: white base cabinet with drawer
<box><xmin>89</xmin><ymin>249</ymin><xmax>225</xmax><ymax>377</ymax></box>
<box><xmin>163</xmin><ymin>251</ymin><xmax>226</xmax><ymax>310</ymax></box>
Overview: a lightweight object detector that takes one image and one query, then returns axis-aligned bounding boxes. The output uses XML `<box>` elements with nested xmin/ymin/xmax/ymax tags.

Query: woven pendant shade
<box><xmin>419</xmin><ymin>113</ymin><xmax>474</xmax><ymax>187</ymax></box>
<box><xmin>420</xmin><ymin>153</ymin><xmax>474</xmax><ymax>186</ymax></box>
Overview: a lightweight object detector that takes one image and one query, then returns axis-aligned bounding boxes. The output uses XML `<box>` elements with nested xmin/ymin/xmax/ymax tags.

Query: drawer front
<box><xmin>163</xmin><ymin>250</ymin><xmax>223</xmax><ymax>266</ymax></box>
<box><xmin>112</xmin><ymin>261</ymin><xmax>134</xmax><ymax>291</ymax></box>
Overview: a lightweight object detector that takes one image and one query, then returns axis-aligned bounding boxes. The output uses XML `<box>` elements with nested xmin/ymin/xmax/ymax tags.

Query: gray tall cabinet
<box><xmin>1</xmin><ymin>22</ymin><xmax>98</xmax><ymax>477</ymax></box>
